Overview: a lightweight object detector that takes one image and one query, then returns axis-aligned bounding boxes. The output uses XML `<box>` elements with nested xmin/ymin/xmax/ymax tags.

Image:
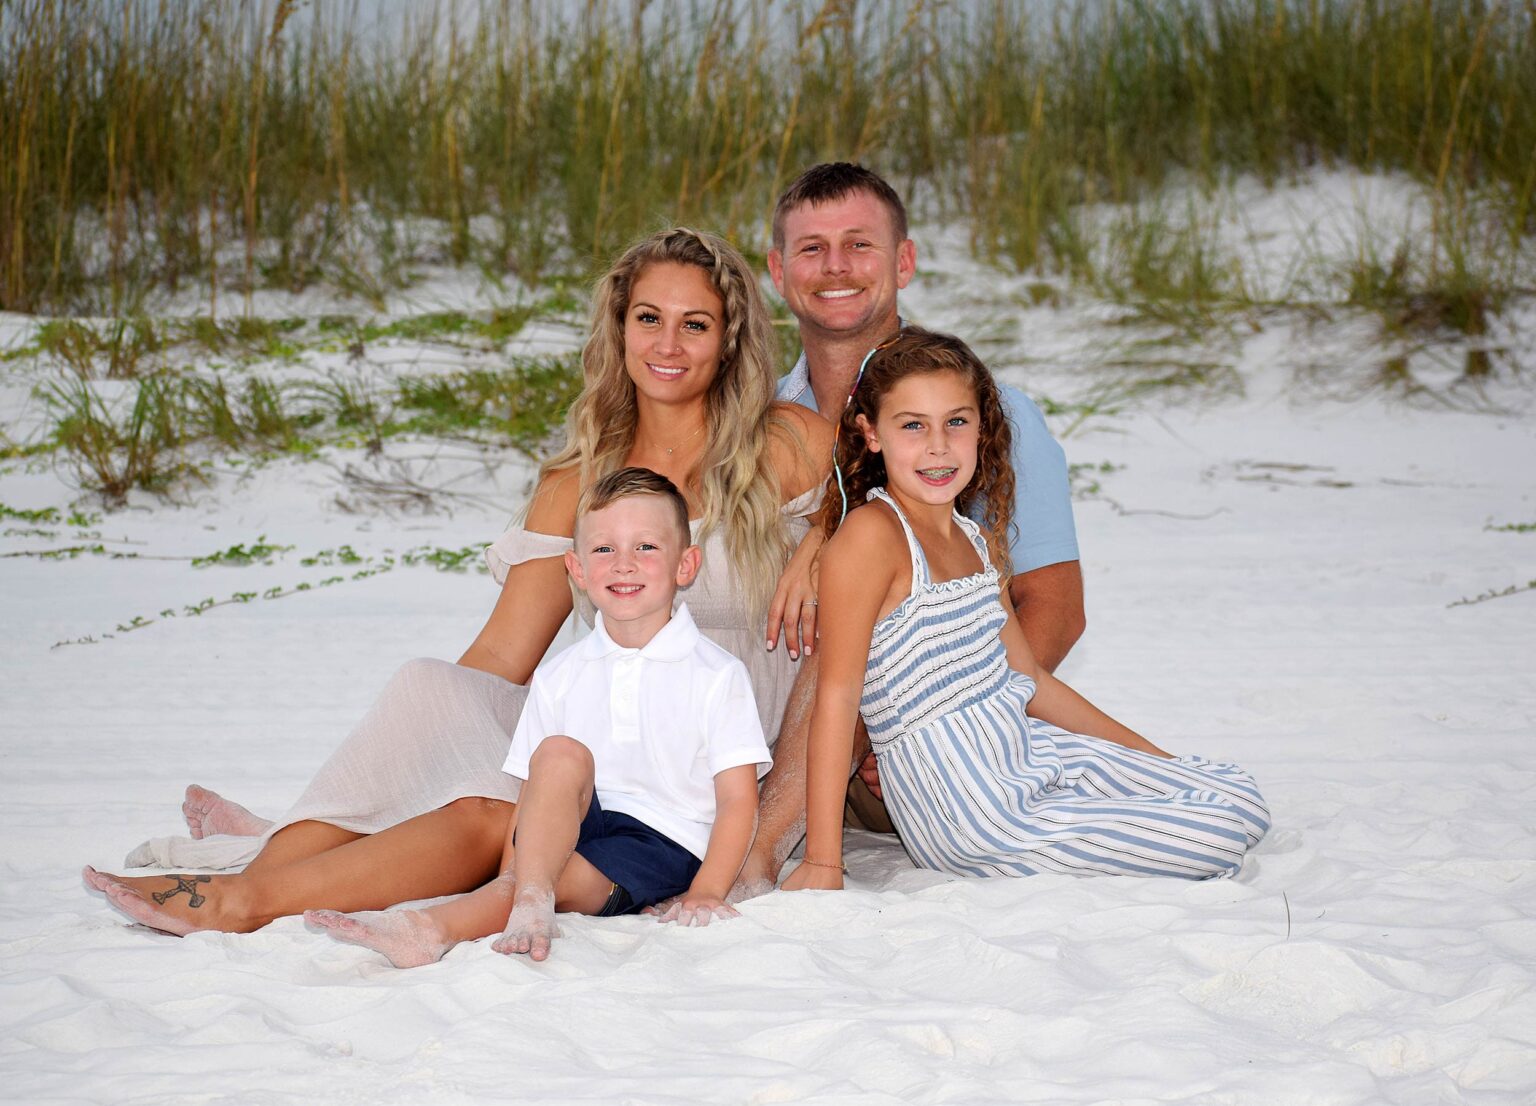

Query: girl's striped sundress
<box><xmin>857</xmin><ymin>488</ymin><xmax>1270</xmax><ymax>879</ymax></box>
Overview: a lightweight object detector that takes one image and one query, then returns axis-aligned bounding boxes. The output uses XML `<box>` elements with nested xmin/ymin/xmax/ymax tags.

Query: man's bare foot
<box><xmin>183</xmin><ymin>785</ymin><xmax>273</xmax><ymax>840</ymax></box>
<box><xmin>83</xmin><ymin>866</ymin><xmax>232</xmax><ymax>936</ymax></box>
<box><xmin>492</xmin><ymin>891</ymin><xmax>560</xmax><ymax>961</ymax></box>
<box><xmin>305</xmin><ymin>908</ymin><xmax>450</xmax><ymax>969</ymax></box>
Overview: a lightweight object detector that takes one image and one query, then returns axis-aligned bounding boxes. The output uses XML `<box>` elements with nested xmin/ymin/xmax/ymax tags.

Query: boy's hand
<box><xmin>653</xmin><ymin>893</ymin><xmax>739</xmax><ymax>927</ymax></box>
<box><xmin>781</xmin><ymin>860</ymin><xmax>844</xmax><ymax>892</ymax></box>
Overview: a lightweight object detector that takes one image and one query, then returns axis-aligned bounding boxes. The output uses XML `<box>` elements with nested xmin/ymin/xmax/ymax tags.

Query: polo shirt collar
<box><xmin>780</xmin><ymin>350</ymin><xmax>814</xmax><ymax>411</ymax></box>
<box><xmin>784</xmin><ymin>316</ymin><xmax>905</xmax><ymax>416</ymax></box>
<box><xmin>580</xmin><ymin>602</ymin><xmax>701</xmax><ymax>663</ymax></box>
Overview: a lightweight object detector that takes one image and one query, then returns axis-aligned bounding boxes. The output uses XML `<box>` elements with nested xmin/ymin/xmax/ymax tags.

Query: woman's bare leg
<box><xmin>309</xmin><ymin>741</ymin><xmax>609</xmax><ymax>967</ymax></box>
<box><xmin>306</xmin><ymin>873</ymin><xmax>521</xmax><ymax>969</ymax></box>
<box><xmin>85</xmin><ymin>797</ymin><xmax>514</xmax><ymax>935</ymax></box>
<box><xmin>242</xmin><ymin>820</ymin><xmax>364</xmax><ymax>874</ymax></box>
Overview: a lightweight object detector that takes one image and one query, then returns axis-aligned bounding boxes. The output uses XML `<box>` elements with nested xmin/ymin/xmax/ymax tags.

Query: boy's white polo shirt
<box><xmin>503</xmin><ymin>602</ymin><xmax>771</xmax><ymax>859</ymax></box>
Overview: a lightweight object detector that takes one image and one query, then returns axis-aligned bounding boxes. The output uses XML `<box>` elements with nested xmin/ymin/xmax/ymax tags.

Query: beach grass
<box><xmin>2</xmin><ymin>0</ymin><xmax>1530</xmax><ymax>318</ymax></box>
<box><xmin>37</xmin><ymin>348</ymin><xmax>582</xmax><ymax>502</ymax></box>
<box><xmin>4</xmin><ymin>0</ymin><xmax>1533</xmax><ymax>503</ymax></box>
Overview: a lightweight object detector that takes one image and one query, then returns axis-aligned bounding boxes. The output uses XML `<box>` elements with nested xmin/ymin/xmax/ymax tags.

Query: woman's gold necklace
<box><xmin>646</xmin><ymin>423</ymin><xmax>705</xmax><ymax>457</ymax></box>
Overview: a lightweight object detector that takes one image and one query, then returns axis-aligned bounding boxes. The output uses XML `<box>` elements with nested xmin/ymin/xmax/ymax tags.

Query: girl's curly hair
<box><xmin>820</xmin><ymin>326</ymin><xmax>1016</xmax><ymax>578</ymax></box>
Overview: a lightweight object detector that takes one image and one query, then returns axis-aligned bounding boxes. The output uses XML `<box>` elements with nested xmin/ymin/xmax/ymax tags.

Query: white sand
<box><xmin>3</xmin><ymin>175</ymin><xmax>1535</xmax><ymax>1103</ymax></box>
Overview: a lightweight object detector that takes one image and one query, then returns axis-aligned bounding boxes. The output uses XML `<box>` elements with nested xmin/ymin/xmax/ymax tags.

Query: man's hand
<box><xmin>653</xmin><ymin>893</ymin><xmax>740</xmax><ymax>927</ymax></box>
<box><xmin>855</xmin><ymin>751</ymin><xmax>882</xmax><ymax>800</ymax></box>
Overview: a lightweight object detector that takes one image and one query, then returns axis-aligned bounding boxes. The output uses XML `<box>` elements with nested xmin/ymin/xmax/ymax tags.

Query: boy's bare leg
<box><xmin>182</xmin><ymin>785</ymin><xmax>273</xmax><ymax>839</ymax></box>
<box><xmin>308</xmin><ymin>806</ymin><xmax>527</xmax><ymax>968</ymax></box>
<box><xmin>305</xmin><ymin>875</ymin><xmax>523</xmax><ymax>969</ymax></box>
<box><xmin>304</xmin><ymin>907</ymin><xmax>455</xmax><ymax>969</ymax></box>
<box><xmin>84</xmin><ymin>797</ymin><xmax>513</xmax><ymax>934</ymax></box>
<box><xmin>490</xmin><ymin>736</ymin><xmax>610</xmax><ymax>962</ymax></box>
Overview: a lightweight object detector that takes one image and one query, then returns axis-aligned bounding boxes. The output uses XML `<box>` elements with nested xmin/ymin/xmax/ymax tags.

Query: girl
<box><xmin>782</xmin><ymin>328</ymin><xmax>1268</xmax><ymax>890</ymax></box>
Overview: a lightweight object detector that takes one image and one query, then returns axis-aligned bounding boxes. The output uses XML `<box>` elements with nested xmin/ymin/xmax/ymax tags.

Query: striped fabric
<box><xmin>859</xmin><ymin>488</ymin><xmax>1269</xmax><ymax>880</ymax></box>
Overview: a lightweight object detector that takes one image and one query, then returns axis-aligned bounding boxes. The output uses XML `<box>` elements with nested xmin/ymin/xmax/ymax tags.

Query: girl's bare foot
<box><xmin>305</xmin><ymin>909</ymin><xmax>450</xmax><ymax>969</ymax></box>
<box><xmin>182</xmin><ymin>785</ymin><xmax>273</xmax><ymax>839</ymax></box>
<box><xmin>492</xmin><ymin>891</ymin><xmax>560</xmax><ymax>961</ymax></box>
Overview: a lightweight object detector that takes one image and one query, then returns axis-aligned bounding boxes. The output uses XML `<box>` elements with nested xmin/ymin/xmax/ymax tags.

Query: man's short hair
<box><xmin>771</xmin><ymin>162</ymin><xmax>909</xmax><ymax>250</ymax></box>
<box><xmin>575</xmin><ymin>467</ymin><xmax>691</xmax><ymax>546</ymax></box>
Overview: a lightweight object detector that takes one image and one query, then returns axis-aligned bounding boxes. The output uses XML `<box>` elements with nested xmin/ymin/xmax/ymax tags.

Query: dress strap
<box><xmin>952</xmin><ymin>511</ymin><xmax>996</xmax><ymax>580</ymax></box>
<box><xmin>865</xmin><ymin>487</ymin><xmax>931</xmax><ymax>587</ymax></box>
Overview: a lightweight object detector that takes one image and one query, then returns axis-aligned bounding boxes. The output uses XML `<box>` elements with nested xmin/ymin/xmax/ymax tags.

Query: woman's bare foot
<box><xmin>492</xmin><ymin>891</ymin><xmax>560</xmax><ymax>961</ymax></box>
<box><xmin>305</xmin><ymin>908</ymin><xmax>450</xmax><ymax>969</ymax></box>
<box><xmin>183</xmin><ymin>785</ymin><xmax>273</xmax><ymax>839</ymax></box>
<box><xmin>82</xmin><ymin>866</ymin><xmax>260</xmax><ymax>935</ymax></box>
<box><xmin>84</xmin><ymin>866</ymin><xmax>214</xmax><ymax>936</ymax></box>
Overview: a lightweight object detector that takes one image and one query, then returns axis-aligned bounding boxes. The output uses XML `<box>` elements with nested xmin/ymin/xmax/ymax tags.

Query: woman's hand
<box><xmin>766</xmin><ymin>528</ymin><xmax>825</xmax><ymax>660</ymax></box>
<box><xmin>781</xmin><ymin>860</ymin><xmax>844</xmax><ymax>892</ymax></box>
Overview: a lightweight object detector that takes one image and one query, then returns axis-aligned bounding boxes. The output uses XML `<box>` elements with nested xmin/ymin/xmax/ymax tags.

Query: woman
<box><xmin>84</xmin><ymin>227</ymin><xmax>833</xmax><ymax>935</ymax></box>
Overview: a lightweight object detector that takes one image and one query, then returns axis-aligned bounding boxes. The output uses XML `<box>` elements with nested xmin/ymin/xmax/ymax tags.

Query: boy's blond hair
<box><xmin>575</xmin><ymin>467</ymin><xmax>691</xmax><ymax>546</ymax></box>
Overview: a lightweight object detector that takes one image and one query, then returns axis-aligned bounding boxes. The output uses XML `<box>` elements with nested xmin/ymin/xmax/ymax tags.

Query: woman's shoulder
<box><xmin>523</xmin><ymin>464</ymin><xmax>581</xmax><ymax>536</ymax></box>
<box><xmin>766</xmin><ymin>402</ymin><xmax>835</xmax><ymax>497</ymax></box>
<box><xmin>771</xmin><ymin>400</ymin><xmax>835</xmax><ymax>444</ymax></box>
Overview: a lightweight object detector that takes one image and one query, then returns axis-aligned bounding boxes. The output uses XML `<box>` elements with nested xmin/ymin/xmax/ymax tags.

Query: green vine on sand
<box><xmin>1448</xmin><ymin>580</ymin><xmax>1536</xmax><ymax>608</ymax></box>
<box><xmin>48</xmin><ymin>542</ymin><xmax>490</xmax><ymax>648</ymax></box>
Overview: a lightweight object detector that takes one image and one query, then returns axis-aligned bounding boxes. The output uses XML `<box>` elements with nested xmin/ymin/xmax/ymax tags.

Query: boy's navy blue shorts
<box><xmin>573</xmin><ymin>795</ymin><xmax>700</xmax><ymax>917</ymax></box>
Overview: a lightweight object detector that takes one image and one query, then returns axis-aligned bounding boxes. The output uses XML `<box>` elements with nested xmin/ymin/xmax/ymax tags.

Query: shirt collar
<box><xmin>779</xmin><ymin>350</ymin><xmax>815</xmax><ymax>412</ymax></box>
<box><xmin>579</xmin><ymin>602</ymin><xmax>701</xmax><ymax>663</ymax></box>
<box><xmin>784</xmin><ymin>316</ymin><xmax>905</xmax><ymax>417</ymax></box>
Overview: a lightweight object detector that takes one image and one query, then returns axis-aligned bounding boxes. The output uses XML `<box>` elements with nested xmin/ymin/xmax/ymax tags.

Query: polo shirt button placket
<box><xmin>612</xmin><ymin>653</ymin><xmax>641</xmax><ymax>744</ymax></box>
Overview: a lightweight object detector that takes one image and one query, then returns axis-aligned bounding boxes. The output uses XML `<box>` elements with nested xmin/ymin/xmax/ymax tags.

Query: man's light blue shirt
<box><xmin>776</xmin><ymin>350</ymin><xmax>1080</xmax><ymax>575</ymax></box>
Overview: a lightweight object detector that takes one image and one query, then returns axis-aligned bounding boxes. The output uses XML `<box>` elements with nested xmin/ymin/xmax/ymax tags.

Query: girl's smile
<box><xmin>857</xmin><ymin>370</ymin><xmax>980</xmax><ymax>511</ymax></box>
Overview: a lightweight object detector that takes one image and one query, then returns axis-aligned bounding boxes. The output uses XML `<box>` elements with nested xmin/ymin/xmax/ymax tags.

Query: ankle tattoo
<box><xmin>152</xmin><ymin>875</ymin><xmax>212</xmax><ymax>908</ymax></box>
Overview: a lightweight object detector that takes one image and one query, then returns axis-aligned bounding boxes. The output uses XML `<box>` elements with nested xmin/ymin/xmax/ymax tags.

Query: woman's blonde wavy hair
<box><xmin>535</xmin><ymin>227</ymin><xmax>792</xmax><ymax>618</ymax></box>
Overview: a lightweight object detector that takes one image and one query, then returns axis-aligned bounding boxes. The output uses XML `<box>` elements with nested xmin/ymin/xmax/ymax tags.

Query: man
<box><xmin>769</xmin><ymin>162</ymin><xmax>1084</xmax><ymax>660</ymax></box>
<box><xmin>739</xmin><ymin>163</ymin><xmax>1085</xmax><ymax>892</ymax></box>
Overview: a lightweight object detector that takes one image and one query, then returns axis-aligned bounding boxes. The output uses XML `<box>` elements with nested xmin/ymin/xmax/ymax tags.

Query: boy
<box><xmin>307</xmin><ymin>467</ymin><xmax>771</xmax><ymax>965</ymax></box>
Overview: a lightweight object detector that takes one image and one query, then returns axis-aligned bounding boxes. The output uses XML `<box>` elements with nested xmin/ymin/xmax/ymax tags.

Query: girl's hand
<box><xmin>766</xmin><ymin>531</ymin><xmax>823</xmax><ymax>660</ymax></box>
<box><xmin>653</xmin><ymin>894</ymin><xmax>739</xmax><ymax>927</ymax></box>
<box><xmin>781</xmin><ymin>860</ymin><xmax>844</xmax><ymax>892</ymax></box>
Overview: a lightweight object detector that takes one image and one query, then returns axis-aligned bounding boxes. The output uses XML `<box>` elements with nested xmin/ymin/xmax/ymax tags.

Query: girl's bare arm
<box><xmin>783</xmin><ymin>510</ymin><xmax>903</xmax><ymax>890</ymax></box>
<box><xmin>998</xmin><ymin>598</ymin><xmax>1171</xmax><ymax>758</ymax></box>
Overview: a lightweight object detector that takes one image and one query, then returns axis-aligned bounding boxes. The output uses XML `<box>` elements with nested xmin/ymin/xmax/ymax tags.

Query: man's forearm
<box><xmin>1008</xmin><ymin>560</ymin><xmax>1086</xmax><ymax>673</ymax></box>
<box><xmin>749</xmin><ymin>652</ymin><xmax>819</xmax><ymax>872</ymax></box>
